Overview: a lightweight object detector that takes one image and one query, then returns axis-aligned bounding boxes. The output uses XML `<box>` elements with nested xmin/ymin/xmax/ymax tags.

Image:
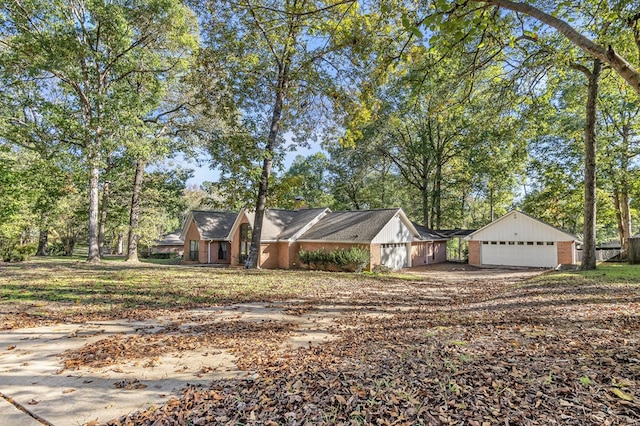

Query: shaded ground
<box><xmin>1</xmin><ymin>261</ymin><xmax>639</xmax><ymax>425</ymax></box>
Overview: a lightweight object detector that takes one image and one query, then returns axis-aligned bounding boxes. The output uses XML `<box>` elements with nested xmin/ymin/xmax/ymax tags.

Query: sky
<box><xmin>184</xmin><ymin>143</ymin><xmax>323</xmax><ymax>187</ymax></box>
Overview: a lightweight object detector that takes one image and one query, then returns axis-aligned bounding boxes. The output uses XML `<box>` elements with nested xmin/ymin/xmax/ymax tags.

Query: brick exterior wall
<box><xmin>259</xmin><ymin>243</ymin><xmax>279</xmax><ymax>269</ymax></box>
<box><xmin>411</xmin><ymin>241</ymin><xmax>448</xmax><ymax>266</ymax></box>
<box><xmin>151</xmin><ymin>245</ymin><xmax>184</xmax><ymax>256</ymax></box>
<box><xmin>182</xmin><ymin>220</ymin><xmax>202</xmax><ymax>264</ymax></box>
<box><xmin>229</xmin><ymin>215</ymin><xmax>251</xmax><ymax>267</ymax></box>
<box><xmin>433</xmin><ymin>241</ymin><xmax>447</xmax><ymax>263</ymax></box>
<box><xmin>369</xmin><ymin>243</ymin><xmax>380</xmax><ymax>270</ymax></box>
<box><xmin>411</xmin><ymin>242</ymin><xmax>428</xmax><ymax>266</ymax></box>
<box><xmin>556</xmin><ymin>241</ymin><xmax>575</xmax><ymax>265</ymax></box>
<box><xmin>468</xmin><ymin>240</ymin><xmax>481</xmax><ymax>265</ymax></box>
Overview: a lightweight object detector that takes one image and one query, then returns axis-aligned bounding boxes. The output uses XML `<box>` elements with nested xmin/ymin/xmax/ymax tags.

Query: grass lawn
<box><xmin>0</xmin><ymin>257</ymin><xmax>378</xmax><ymax>329</ymax></box>
<box><xmin>1</xmin><ymin>260</ymin><xmax>639</xmax><ymax>424</ymax></box>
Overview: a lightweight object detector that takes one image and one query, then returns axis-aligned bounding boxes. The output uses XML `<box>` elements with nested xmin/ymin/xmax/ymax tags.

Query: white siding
<box><xmin>372</xmin><ymin>215</ymin><xmax>413</xmax><ymax>244</ymax></box>
<box><xmin>470</xmin><ymin>212</ymin><xmax>572</xmax><ymax>242</ymax></box>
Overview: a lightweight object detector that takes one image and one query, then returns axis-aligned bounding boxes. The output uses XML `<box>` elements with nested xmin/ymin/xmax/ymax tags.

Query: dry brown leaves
<box><xmin>62</xmin><ymin>320</ymin><xmax>295</xmax><ymax>371</ymax></box>
<box><xmin>103</xmin><ymin>275</ymin><xmax>640</xmax><ymax>425</ymax></box>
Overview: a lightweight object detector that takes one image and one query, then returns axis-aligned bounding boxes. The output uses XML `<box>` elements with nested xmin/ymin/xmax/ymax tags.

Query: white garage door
<box><xmin>481</xmin><ymin>242</ymin><xmax>557</xmax><ymax>268</ymax></box>
<box><xmin>381</xmin><ymin>243</ymin><xmax>408</xmax><ymax>269</ymax></box>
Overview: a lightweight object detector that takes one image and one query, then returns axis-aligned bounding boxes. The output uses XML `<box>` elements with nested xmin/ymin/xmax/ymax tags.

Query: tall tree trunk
<box><xmin>614</xmin><ymin>187</ymin><xmax>625</xmax><ymax>250</ymax></box>
<box><xmin>581</xmin><ymin>59</ymin><xmax>601</xmax><ymax>271</ymax></box>
<box><xmin>87</xmin><ymin>144</ymin><xmax>101</xmax><ymax>263</ymax></box>
<box><xmin>621</xmin><ymin>183</ymin><xmax>631</xmax><ymax>255</ymax></box>
<box><xmin>126</xmin><ymin>159</ymin><xmax>145</xmax><ymax>262</ymax></box>
<box><xmin>117</xmin><ymin>233</ymin><xmax>124</xmax><ymax>256</ymax></box>
<box><xmin>421</xmin><ymin>187</ymin><xmax>430</xmax><ymax>228</ymax></box>
<box><xmin>434</xmin><ymin>162</ymin><xmax>442</xmax><ymax>229</ymax></box>
<box><xmin>36</xmin><ymin>211</ymin><xmax>48</xmax><ymax>256</ymax></box>
<box><xmin>245</xmin><ymin>59</ymin><xmax>291</xmax><ymax>269</ymax></box>
<box><xmin>98</xmin><ymin>180</ymin><xmax>110</xmax><ymax>256</ymax></box>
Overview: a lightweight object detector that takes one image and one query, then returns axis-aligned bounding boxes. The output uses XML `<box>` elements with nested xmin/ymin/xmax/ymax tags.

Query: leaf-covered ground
<box><xmin>1</xmin><ymin>260</ymin><xmax>639</xmax><ymax>424</ymax></box>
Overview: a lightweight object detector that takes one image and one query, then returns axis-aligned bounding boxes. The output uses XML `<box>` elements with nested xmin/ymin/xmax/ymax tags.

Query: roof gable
<box><xmin>467</xmin><ymin>210</ymin><xmax>577</xmax><ymax>242</ymax></box>
<box><xmin>188</xmin><ymin>210</ymin><xmax>239</xmax><ymax>241</ymax></box>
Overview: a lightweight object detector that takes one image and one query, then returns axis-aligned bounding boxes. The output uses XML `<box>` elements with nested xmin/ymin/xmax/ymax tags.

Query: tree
<box><xmin>462</xmin><ymin>0</ymin><xmax>640</xmax><ymax>94</ymax></box>
<box><xmin>198</xmin><ymin>0</ymin><xmax>362</xmax><ymax>268</ymax></box>
<box><xmin>0</xmin><ymin>0</ymin><xmax>197</xmax><ymax>262</ymax></box>
<box><xmin>599</xmin><ymin>76</ymin><xmax>640</xmax><ymax>255</ymax></box>
<box><xmin>277</xmin><ymin>153</ymin><xmax>334</xmax><ymax>208</ymax></box>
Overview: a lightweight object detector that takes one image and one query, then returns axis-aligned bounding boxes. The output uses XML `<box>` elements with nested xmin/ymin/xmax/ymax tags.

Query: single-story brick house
<box><xmin>412</xmin><ymin>224</ymin><xmax>449</xmax><ymax>266</ymax></box>
<box><xmin>466</xmin><ymin>210</ymin><xmax>578</xmax><ymax>268</ymax></box>
<box><xmin>149</xmin><ymin>230</ymin><xmax>184</xmax><ymax>256</ymax></box>
<box><xmin>181</xmin><ymin>208</ymin><xmax>449</xmax><ymax>270</ymax></box>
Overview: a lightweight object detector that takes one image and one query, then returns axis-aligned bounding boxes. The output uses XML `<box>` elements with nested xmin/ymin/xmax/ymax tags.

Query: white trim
<box><xmin>207</xmin><ymin>240</ymin><xmax>212</xmax><ymax>264</ymax></box>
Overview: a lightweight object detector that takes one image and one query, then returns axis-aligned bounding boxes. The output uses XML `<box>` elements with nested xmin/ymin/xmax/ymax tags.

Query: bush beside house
<box><xmin>298</xmin><ymin>247</ymin><xmax>370</xmax><ymax>272</ymax></box>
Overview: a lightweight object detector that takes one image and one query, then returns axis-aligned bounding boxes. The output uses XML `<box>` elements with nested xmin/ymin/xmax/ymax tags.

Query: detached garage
<box><xmin>466</xmin><ymin>210</ymin><xmax>578</xmax><ymax>268</ymax></box>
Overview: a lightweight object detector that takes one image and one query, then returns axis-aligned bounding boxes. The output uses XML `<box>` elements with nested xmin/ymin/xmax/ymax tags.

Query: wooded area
<box><xmin>1</xmin><ymin>0</ymin><xmax>639</xmax><ymax>269</ymax></box>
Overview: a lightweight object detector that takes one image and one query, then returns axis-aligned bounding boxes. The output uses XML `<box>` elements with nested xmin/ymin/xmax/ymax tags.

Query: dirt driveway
<box><xmin>3</xmin><ymin>263</ymin><xmax>638</xmax><ymax>425</ymax></box>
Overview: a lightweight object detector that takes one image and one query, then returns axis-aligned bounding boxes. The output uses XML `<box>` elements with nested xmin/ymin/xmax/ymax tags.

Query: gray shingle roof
<box><xmin>298</xmin><ymin>209</ymin><xmax>401</xmax><ymax>242</ymax></box>
<box><xmin>191</xmin><ymin>210</ymin><xmax>238</xmax><ymax>240</ymax></box>
<box><xmin>156</xmin><ymin>230</ymin><xmax>184</xmax><ymax>246</ymax></box>
<box><xmin>245</xmin><ymin>208</ymin><xmax>328</xmax><ymax>241</ymax></box>
<box><xmin>412</xmin><ymin>223</ymin><xmax>449</xmax><ymax>241</ymax></box>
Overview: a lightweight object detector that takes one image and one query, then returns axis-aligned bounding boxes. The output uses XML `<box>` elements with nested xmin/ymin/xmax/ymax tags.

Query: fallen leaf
<box><xmin>610</xmin><ymin>388</ymin><xmax>633</xmax><ymax>401</ymax></box>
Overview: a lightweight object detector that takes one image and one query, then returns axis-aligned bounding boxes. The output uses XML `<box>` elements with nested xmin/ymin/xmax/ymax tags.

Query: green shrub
<box><xmin>298</xmin><ymin>247</ymin><xmax>370</xmax><ymax>272</ymax></box>
<box><xmin>2</xmin><ymin>242</ymin><xmax>37</xmax><ymax>262</ymax></box>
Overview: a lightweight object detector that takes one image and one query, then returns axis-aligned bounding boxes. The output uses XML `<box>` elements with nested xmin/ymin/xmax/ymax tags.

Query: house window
<box><xmin>482</xmin><ymin>241</ymin><xmax>488</xmax><ymax>245</ymax></box>
<box><xmin>537</xmin><ymin>241</ymin><xmax>544</xmax><ymax>245</ymax></box>
<box><xmin>218</xmin><ymin>242</ymin><xmax>228</xmax><ymax>260</ymax></box>
<box><xmin>499</xmin><ymin>241</ymin><xmax>506</xmax><ymax>245</ymax></box>
<box><xmin>417</xmin><ymin>244</ymin><xmax>426</xmax><ymax>257</ymax></box>
<box><xmin>239</xmin><ymin>223</ymin><xmax>251</xmax><ymax>263</ymax></box>
<box><xmin>517</xmin><ymin>242</ymin><xmax>524</xmax><ymax>245</ymax></box>
<box><xmin>508</xmin><ymin>241</ymin><xmax>515</xmax><ymax>245</ymax></box>
<box><xmin>527</xmin><ymin>242</ymin><xmax>534</xmax><ymax>245</ymax></box>
<box><xmin>547</xmin><ymin>242</ymin><xmax>555</xmax><ymax>246</ymax></box>
<box><xmin>491</xmin><ymin>241</ymin><xmax>497</xmax><ymax>245</ymax></box>
<box><xmin>189</xmin><ymin>240</ymin><xmax>199</xmax><ymax>261</ymax></box>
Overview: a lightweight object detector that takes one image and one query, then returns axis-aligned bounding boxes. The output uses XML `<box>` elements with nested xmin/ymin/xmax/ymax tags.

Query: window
<box><xmin>499</xmin><ymin>241</ymin><xmax>506</xmax><ymax>245</ymax></box>
<box><xmin>491</xmin><ymin>241</ymin><xmax>497</xmax><ymax>245</ymax></box>
<box><xmin>239</xmin><ymin>223</ymin><xmax>252</xmax><ymax>263</ymax></box>
<box><xmin>482</xmin><ymin>241</ymin><xmax>489</xmax><ymax>245</ymax></box>
<box><xmin>508</xmin><ymin>242</ymin><xmax>515</xmax><ymax>245</ymax></box>
<box><xmin>537</xmin><ymin>242</ymin><xmax>544</xmax><ymax>246</ymax></box>
<box><xmin>218</xmin><ymin>242</ymin><xmax>228</xmax><ymax>260</ymax></box>
<box><xmin>517</xmin><ymin>242</ymin><xmax>524</xmax><ymax>245</ymax></box>
<box><xmin>527</xmin><ymin>242</ymin><xmax>534</xmax><ymax>245</ymax></box>
<box><xmin>189</xmin><ymin>240</ymin><xmax>199</xmax><ymax>261</ymax></box>
<box><xmin>547</xmin><ymin>242</ymin><xmax>555</xmax><ymax>246</ymax></box>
